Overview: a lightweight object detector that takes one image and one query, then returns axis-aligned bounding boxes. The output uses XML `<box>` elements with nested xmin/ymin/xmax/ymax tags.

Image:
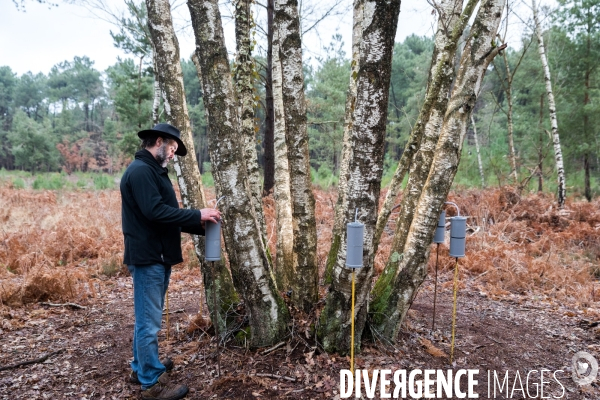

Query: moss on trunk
<box><xmin>324</xmin><ymin>233</ymin><xmax>341</xmax><ymax>284</ymax></box>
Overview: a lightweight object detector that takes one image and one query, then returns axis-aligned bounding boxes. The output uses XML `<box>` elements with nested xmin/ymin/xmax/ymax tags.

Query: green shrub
<box><xmin>311</xmin><ymin>165</ymin><xmax>338</xmax><ymax>189</ymax></box>
<box><xmin>202</xmin><ymin>173</ymin><xmax>214</xmax><ymax>187</ymax></box>
<box><xmin>12</xmin><ymin>178</ymin><xmax>25</xmax><ymax>189</ymax></box>
<box><xmin>93</xmin><ymin>174</ymin><xmax>113</xmax><ymax>190</ymax></box>
<box><xmin>32</xmin><ymin>174</ymin><xmax>66</xmax><ymax>190</ymax></box>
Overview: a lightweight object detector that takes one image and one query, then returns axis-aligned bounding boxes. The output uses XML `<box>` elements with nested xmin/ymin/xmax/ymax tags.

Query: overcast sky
<box><xmin>1</xmin><ymin>0</ymin><xmax>551</xmax><ymax>77</ymax></box>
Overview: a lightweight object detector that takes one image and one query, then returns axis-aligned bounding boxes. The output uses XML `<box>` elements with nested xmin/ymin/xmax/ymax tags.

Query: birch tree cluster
<box><xmin>2</xmin><ymin>0</ymin><xmax>599</xmax><ymax>351</ymax></box>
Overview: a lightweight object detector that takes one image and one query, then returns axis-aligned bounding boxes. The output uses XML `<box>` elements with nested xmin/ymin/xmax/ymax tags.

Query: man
<box><xmin>120</xmin><ymin>123</ymin><xmax>220</xmax><ymax>400</ymax></box>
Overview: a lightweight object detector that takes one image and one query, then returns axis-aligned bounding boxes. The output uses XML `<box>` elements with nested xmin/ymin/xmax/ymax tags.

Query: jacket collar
<box><xmin>135</xmin><ymin>149</ymin><xmax>169</xmax><ymax>174</ymax></box>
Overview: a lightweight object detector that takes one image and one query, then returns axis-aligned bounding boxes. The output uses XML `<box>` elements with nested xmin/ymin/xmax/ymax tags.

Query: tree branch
<box><xmin>0</xmin><ymin>349</ymin><xmax>65</xmax><ymax>372</ymax></box>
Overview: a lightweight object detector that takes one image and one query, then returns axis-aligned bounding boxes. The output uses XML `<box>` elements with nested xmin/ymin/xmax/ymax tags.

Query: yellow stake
<box><xmin>350</xmin><ymin>269</ymin><xmax>356</xmax><ymax>376</ymax></box>
<box><xmin>450</xmin><ymin>258</ymin><xmax>459</xmax><ymax>363</ymax></box>
<box><xmin>166</xmin><ymin>289</ymin><xmax>170</xmax><ymax>341</ymax></box>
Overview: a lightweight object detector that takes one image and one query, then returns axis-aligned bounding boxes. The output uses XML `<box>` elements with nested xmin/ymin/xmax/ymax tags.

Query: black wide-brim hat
<box><xmin>138</xmin><ymin>123</ymin><xmax>187</xmax><ymax>156</ymax></box>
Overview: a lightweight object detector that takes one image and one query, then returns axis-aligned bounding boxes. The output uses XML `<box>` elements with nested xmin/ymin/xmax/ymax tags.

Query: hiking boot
<box><xmin>141</xmin><ymin>372</ymin><xmax>188</xmax><ymax>400</ymax></box>
<box><xmin>129</xmin><ymin>358</ymin><xmax>174</xmax><ymax>384</ymax></box>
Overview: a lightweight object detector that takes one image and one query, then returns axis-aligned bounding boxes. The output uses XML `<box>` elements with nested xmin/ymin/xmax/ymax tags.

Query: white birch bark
<box><xmin>234</xmin><ymin>0</ymin><xmax>268</xmax><ymax>238</ymax></box>
<box><xmin>370</xmin><ymin>0</ymin><xmax>506</xmax><ymax>341</ymax></box>
<box><xmin>471</xmin><ymin>114</ymin><xmax>486</xmax><ymax>188</ymax></box>
<box><xmin>318</xmin><ymin>0</ymin><xmax>402</xmax><ymax>354</ymax></box>
<box><xmin>151</xmin><ymin>52</ymin><xmax>161</xmax><ymax>125</ymax></box>
<box><xmin>188</xmin><ymin>0</ymin><xmax>289</xmax><ymax>346</ymax></box>
<box><xmin>501</xmin><ymin>48</ymin><xmax>519</xmax><ymax>183</ymax></box>
<box><xmin>145</xmin><ymin>0</ymin><xmax>237</xmax><ymax>334</ymax></box>
<box><xmin>375</xmin><ymin>0</ymin><xmax>465</xmax><ymax>265</ymax></box>
<box><xmin>271</xmin><ymin>13</ymin><xmax>295</xmax><ymax>291</ymax></box>
<box><xmin>272</xmin><ymin>0</ymin><xmax>318</xmax><ymax>311</ymax></box>
<box><xmin>532</xmin><ymin>0</ymin><xmax>566</xmax><ymax>208</ymax></box>
<box><xmin>325</xmin><ymin>0</ymin><xmax>363</xmax><ymax>283</ymax></box>
<box><xmin>373</xmin><ymin>0</ymin><xmax>479</xmax><ymax>248</ymax></box>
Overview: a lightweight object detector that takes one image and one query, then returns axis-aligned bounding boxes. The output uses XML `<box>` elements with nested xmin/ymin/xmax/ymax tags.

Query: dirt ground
<box><xmin>1</xmin><ymin>267</ymin><xmax>599</xmax><ymax>400</ymax></box>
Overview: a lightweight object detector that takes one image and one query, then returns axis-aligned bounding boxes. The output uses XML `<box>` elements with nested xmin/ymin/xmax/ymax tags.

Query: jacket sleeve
<box><xmin>182</xmin><ymin>224</ymin><xmax>205</xmax><ymax>235</ymax></box>
<box><xmin>128</xmin><ymin>166</ymin><xmax>202</xmax><ymax>227</ymax></box>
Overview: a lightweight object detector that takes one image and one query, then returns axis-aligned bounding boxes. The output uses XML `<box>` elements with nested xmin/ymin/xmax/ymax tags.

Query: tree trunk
<box><xmin>234</xmin><ymin>0</ymin><xmax>267</xmax><ymax>240</ymax></box>
<box><xmin>188</xmin><ymin>0</ymin><xmax>289</xmax><ymax>346</ymax></box>
<box><xmin>532</xmin><ymin>0</ymin><xmax>566</xmax><ymax>207</ymax></box>
<box><xmin>371</xmin><ymin>0</ymin><xmax>468</xmax><ymax>329</ymax></box>
<box><xmin>370</xmin><ymin>0</ymin><xmax>506</xmax><ymax>341</ymax></box>
<box><xmin>373</xmin><ymin>0</ymin><xmax>479</xmax><ymax>249</ymax></box>
<box><xmin>325</xmin><ymin>0</ymin><xmax>363</xmax><ymax>284</ymax></box>
<box><xmin>318</xmin><ymin>0</ymin><xmax>401</xmax><ymax>355</ymax></box>
<box><xmin>584</xmin><ymin>152</ymin><xmax>591</xmax><ymax>201</ymax></box>
<box><xmin>191</xmin><ymin>54</ymin><xmax>209</xmax><ymax>175</ymax></box>
<box><xmin>583</xmin><ymin>31</ymin><xmax>591</xmax><ymax>202</ymax></box>
<box><xmin>502</xmin><ymin>49</ymin><xmax>519</xmax><ymax>183</ymax></box>
<box><xmin>538</xmin><ymin>94</ymin><xmax>544</xmax><ymax>192</ymax></box>
<box><xmin>471</xmin><ymin>114</ymin><xmax>485</xmax><ymax>188</ymax></box>
<box><xmin>152</xmin><ymin>53</ymin><xmax>161</xmax><ymax>125</ymax></box>
<box><xmin>145</xmin><ymin>0</ymin><xmax>238</xmax><ymax>335</ymax></box>
<box><xmin>262</xmin><ymin>0</ymin><xmax>275</xmax><ymax>196</ymax></box>
<box><xmin>84</xmin><ymin>102</ymin><xmax>90</xmax><ymax>132</ymax></box>
<box><xmin>138</xmin><ymin>55</ymin><xmax>144</xmax><ymax>129</ymax></box>
<box><xmin>272</xmin><ymin>0</ymin><xmax>319</xmax><ymax>311</ymax></box>
<box><xmin>271</xmin><ymin>4</ymin><xmax>295</xmax><ymax>291</ymax></box>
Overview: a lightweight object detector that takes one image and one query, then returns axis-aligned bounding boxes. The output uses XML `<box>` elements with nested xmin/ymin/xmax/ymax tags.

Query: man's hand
<box><xmin>200</xmin><ymin>208</ymin><xmax>221</xmax><ymax>225</ymax></box>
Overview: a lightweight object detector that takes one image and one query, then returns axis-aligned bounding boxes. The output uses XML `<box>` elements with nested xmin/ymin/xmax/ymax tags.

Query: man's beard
<box><xmin>155</xmin><ymin>142</ymin><xmax>170</xmax><ymax>168</ymax></box>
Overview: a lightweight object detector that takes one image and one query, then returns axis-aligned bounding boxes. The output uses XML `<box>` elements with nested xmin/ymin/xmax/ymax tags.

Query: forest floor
<box><xmin>1</xmin><ymin>185</ymin><xmax>600</xmax><ymax>399</ymax></box>
<box><xmin>1</xmin><ymin>270</ymin><xmax>600</xmax><ymax>399</ymax></box>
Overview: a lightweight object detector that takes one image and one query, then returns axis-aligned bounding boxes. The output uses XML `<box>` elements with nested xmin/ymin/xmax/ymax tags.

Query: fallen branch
<box><xmin>162</xmin><ymin>308</ymin><xmax>185</xmax><ymax>315</ymax></box>
<box><xmin>41</xmin><ymin>302</ymin><xmax>87</xmax><ymax>310</ymax></box>
<box><xmin>0</xmin><ymin>349</ymin><xmax>65</xmax><ymax>371</ymax></box>
<box><xmin>260</xmin><ymin>341</ymin><xmax>286</xmax><ymax>355</ymax></box>
<box><xmin>253</xmin><ymin>373</ymin><xmax>296</xmax><ymax>382</ymax></box>
<box><xmin>489</xmin><ymin>337</ymin><xmax>505</xmax><ymax>345</ymax></box>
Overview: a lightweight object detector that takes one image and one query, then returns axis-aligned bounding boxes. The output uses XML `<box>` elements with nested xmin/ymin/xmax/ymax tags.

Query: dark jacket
<box><xmin>120</xmin><ymin>149</ymin><xmax>204</xmax><ymax>266</ymax></box>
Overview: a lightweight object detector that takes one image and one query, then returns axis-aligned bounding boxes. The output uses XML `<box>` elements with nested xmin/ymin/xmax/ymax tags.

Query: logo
<box><xmin>571</xmin><ymin>351</ymin><xmax>598</xmax><ymax>386</ymax></box>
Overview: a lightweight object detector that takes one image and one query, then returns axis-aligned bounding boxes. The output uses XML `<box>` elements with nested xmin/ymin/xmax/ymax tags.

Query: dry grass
<box><xmin>1</xmin><ymin>184</ymin><xmax>598</xmax><ymax>311</ymax></box>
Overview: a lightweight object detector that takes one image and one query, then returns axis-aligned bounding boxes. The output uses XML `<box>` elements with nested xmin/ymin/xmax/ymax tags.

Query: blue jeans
<box><xmin>128</xmin><ymin>263</ymin><xmax>171</xmax><ymax>389</ymax></box>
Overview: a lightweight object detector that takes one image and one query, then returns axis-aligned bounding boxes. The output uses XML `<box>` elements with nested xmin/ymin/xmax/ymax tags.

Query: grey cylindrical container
<box><xmin>346</xmin><ymin>221</ymin><xmax>364</xmax><ymax>268</ymax></box>
<box><xmin>449</xmin><ymin>216</ymin><xmax>467</xmax><ymax>258</ymax></box>
<box><xmin>433</xmin><ymin>210</ymin><xmax>446</xmax><ymax>244</ymax></box>
<box><xmin>205</xmin><ymin>220</ymin><xmax>221</xmax><ymax>261</ymax></box>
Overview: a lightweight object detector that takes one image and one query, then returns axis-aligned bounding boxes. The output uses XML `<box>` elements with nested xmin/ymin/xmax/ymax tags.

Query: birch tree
<box><xmin>234</xmin><ymin>0</ymin><xmax>268</xmax><ymax>236</ymax></box>
<box><xmin>495</xmin><ymin>3</ymin><xmax>520</xmax><ymax>183</ymax></box>
<box><xmin>532</xmin><ymin>0</ymin><xmax>566</xmax><ymax>208</ymax></box>
<box><xmin>492</xmin><ymin>3</ymin><xmax>539</xmax><ymax>187</ymax></box>
<box><xmin>471</xmin><ymin>114</ymin><xmax>486</xmax><ymax>188</ymax></box>
<box><xmin>555</xmin><ymin>0</ymin><xmax>600</xmax><ymax>202</ymax></box>
<box><xmin>271</xmin><ymin>25</ymin><xmax>295</xmax><ymax>291</ymax></box>
<box><xmin>144</xmin><ymin>0</ymin><xmax>238</xmax><ymax>333</ymax></box>
<box><xmin>375</xmin><ymin>0</ymin><xmax>471</xmax><ymax>276</ymax></box>
<box><xmin>188</xmin><ymin>0</ymin><xmax>289</xmax><ymax>346</ymax></box>
<box><xmin>325</xmin><ymin>0</ymin><xmax>362</xmax><ymax>283</ymax></box>
<box><xmin>272</xmin><ymin>0</ymin><xmax>319</xmax><ymax>312</ymax></box>
<box><xmin>317</xmin><ymin>0</ymin><xmax>401</xmax><ymax>354</ymax></box>
<box><xmin>370</xmin><ymin>0</ymin><xmax>507</xmax><ymax>341</ymax></box>
<box><xmin>373</xmin><ymin>0</ymin><xmax>479</xmax><ymax>248</ymax></box>
<box><xmin>262</xmin><ymin>0</ymin><xmax>275</xmax><ymax>195</ymax></box>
